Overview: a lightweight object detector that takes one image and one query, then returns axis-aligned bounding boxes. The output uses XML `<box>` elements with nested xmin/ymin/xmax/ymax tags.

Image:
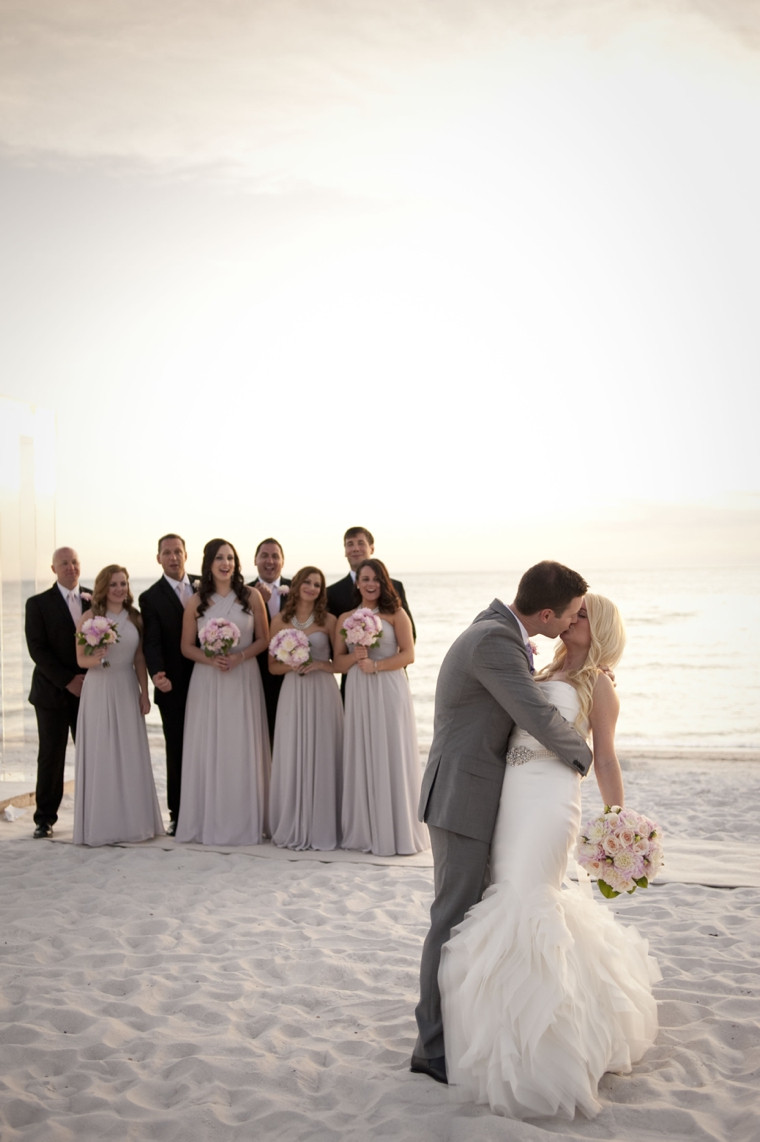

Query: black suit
<box><xmin>139</xmin><ymin>577</ymin><xmax>195</xmax><ymax>822</ymax></box>
<box><xmin>326</xmin><ymin>572</ymin><xmax>415</xmax><ymax>699</ymax></box>
<box><xmin>247</xmin><ymin>577</ymin><xmax>292</xmax><ymax>744</ymax></box>
<box><xmin>25</xmin><ymin>583</ymin><xmax>91</xmax><ymax>827</ymax></box>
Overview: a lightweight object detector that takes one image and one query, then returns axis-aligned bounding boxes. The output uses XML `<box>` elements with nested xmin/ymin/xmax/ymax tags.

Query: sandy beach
<box><xmin>2</xmin><ymin>750</ymin><xmax>759</xmax><ymax>1142</ymax></box>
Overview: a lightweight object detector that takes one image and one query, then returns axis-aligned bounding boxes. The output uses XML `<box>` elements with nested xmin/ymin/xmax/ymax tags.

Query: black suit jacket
<box><xmin>326</xmin><ymin>573</ymin><xmax>416</xmax><ymax>640</ymax></box>
<box><xmin>138</xmin><ymin>577</ymin><xmax>195</xmax><ymax>707</ymax></box>
<box><xmin>25</xmin><ymin>584</ymin><xmax>91</xmax><ymax>709</ymax></box>
<box><xmin>246</xmin><ymin>578</ymin><xmax>293</xmax><ymax>738</ymax></box>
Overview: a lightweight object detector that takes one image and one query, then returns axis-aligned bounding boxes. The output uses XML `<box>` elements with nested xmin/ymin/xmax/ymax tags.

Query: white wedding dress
<box><xmin>439</xmin><ymin>680</ymin><xmax>660</xmax><ymax>1120</ymax></box>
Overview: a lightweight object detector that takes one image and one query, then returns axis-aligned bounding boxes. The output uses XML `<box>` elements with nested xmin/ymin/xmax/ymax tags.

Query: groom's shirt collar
<box><xmin>505</xmin><ymin>603</ymin><xmax>530</xmax><ymax>646</ymax></box>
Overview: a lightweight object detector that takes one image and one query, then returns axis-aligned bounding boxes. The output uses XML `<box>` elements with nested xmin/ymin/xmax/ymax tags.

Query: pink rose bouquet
<box><xmin>269</xmin><ymin>628</ymin><xmax>311</xmax><ymax>669</ymax></box>
<box><xmin>341</xmin><ymin>608</ymin><xmax>383</xmax><ymax>648</ymax></box>
<box><xmin>76</xmin><ymin>615</ymin><xmax>120</xmax><ymax>667</ymax></box>
<box><xmin>198</xmin><ymin>618</ymin><xmax>241</xmax><ymax>657</ymax></box>
<box><xmin>575</xmin><ymin>805</ymin><xmax>664</xmax><ymax>899</ymax></box>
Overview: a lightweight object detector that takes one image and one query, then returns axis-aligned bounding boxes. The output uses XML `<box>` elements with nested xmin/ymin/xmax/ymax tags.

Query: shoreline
<box><xmin>3</xmin><ymin>743</ymin><xmax>760</xmax><ymax>815</ymax></box>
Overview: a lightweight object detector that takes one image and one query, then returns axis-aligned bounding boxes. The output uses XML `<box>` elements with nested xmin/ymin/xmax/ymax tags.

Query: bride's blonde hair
<box><xmin>534</xmin><ymin>593</ymin><xmax>626</xmax><ymax>730</ymax></box>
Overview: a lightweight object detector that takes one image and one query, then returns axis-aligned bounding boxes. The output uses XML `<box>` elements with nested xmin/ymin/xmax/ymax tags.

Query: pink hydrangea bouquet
<box><xmin>198</xmin><ymin>618</ymin><xmax>241</xmax><ymax>657</ymax></box>
<box><xmin>575</xmin><ymin>805</ymin><xmax>664</xmax><ymax>899</ymax></box>
<box><xmin>269</xmin><ymin>628</ymin><xmax>311</xmax><ymax>669</ymax></box>
<box><xmin>341</xmin><ymin>608</ymin><xmax>383</xmax><ymax>648</ymax></box>
<box><xmin>76</xmin><ymin>615</ymin><xmax>120</xmax><ymax>667</ymax></box>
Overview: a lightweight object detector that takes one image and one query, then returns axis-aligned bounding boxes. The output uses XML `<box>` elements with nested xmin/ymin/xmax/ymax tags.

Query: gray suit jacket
<box><xmin>418</xmin><ymin>598</ymin><xmax>593</xmax><ymax>843</ymax></box>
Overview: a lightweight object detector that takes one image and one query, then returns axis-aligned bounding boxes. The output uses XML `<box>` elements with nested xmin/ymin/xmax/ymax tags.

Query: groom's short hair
<box><xmin>514</xmin><ymin>561</ymin><xmax>588</xmax><ymax>616</ymax></box>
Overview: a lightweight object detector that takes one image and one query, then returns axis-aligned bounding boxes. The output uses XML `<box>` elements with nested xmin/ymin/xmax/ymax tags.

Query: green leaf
<box><xmin>597</xmin><ymin>879</ymin><xmax>620</xmax><ymax>899</ymax></box>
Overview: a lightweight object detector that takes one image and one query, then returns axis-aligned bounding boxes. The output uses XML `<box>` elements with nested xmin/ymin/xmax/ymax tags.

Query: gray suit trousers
<box><xmin>413</xmin><ymin>824</ymin><xmax>490</xmax><ymax>1060</ymax></box>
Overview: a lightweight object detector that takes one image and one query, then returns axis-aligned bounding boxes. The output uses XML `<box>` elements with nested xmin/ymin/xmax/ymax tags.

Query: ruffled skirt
<box><xmin>439</xmin><ymin>756</ymin><xmax>660</xmax><ymax>1119</ymax></box>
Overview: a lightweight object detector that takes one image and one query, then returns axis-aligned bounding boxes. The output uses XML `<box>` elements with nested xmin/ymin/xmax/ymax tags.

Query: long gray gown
<box><xmin>73</xmin><ymin>609</ymin><xmax>163</xmax><ymax>846</ymax></box>
<box><xmin>269</xmin><ymin>629</ymin><xmax>344</xmax><ymax>850</ymax></box>
<box><xmin>176</xmin><ymin>593</ymin><xmax>271</xmax><ymax>845</ymax></box>
<box><xmin>341</xmin><ymin>615</ymin><xmax>428</xmax><ymax>856</ymax></box>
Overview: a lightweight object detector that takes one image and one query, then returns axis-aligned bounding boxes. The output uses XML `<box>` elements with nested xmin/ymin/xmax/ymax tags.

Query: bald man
<box><xmin>25</xmin><ymin>547</ymin><xmax>91</xmax><ymax>838</ymax></box>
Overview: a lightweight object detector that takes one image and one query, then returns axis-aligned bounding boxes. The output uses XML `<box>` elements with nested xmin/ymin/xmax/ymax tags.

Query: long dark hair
<box><xmin>280</xmin><ymin>566</ymin><xmax>329</xmax><ymax>627</ymax></box>
<box><xmin>353</xmin><ymin>558</ymin><xmax>400</xmax><ymax>614</ymax></box>
<box><xmin>91</xmin><ymin>565</ymin><xmax>142</xmax><ymax>631</ymax></box>
<box><xmin>197</xmin><ymin>538</ymin><xmax>250</xmax><ymax>617</ymax></box>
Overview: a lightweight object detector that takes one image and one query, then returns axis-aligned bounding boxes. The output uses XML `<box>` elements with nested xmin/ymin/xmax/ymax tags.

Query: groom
<box><xmin>411</xmin><ymin>560</ymin><xmax>593</xmax><ymax>1084</ymax></box>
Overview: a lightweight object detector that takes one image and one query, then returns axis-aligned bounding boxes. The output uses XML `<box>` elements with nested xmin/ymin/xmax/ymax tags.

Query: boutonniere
<box><xmin>278</xmin><ymin>585</ymin><xmax>290</xmax><ymax>596</ymax></box>
<box><xmin>80</xmin><ymin>592</ymin><xmax>92</xmax><ymax>602</ymax></box>
<box><xmin>192</xmin><ymin>580</ymin><xmax>201</xmax><ymax>591</ymax></box>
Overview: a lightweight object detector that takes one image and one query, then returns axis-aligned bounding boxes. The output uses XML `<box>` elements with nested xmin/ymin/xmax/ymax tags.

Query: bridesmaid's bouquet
<box><xmin>199</xmin><ymin>618</ymin><xmax>241</xmax><ymax>657</ymax></box>
<box><xmin>269</xmin><ymin>628</ymin><xmax>311</xmax><ymax>669</ymax></box>
<box><xmin>576</xmin><ymin>805</ymin><xmax>664</xmax><ymax>899</ymax></box>
<box><xmin>77</xmin><ymin>615</ymin><xmax>120</xmax><ymax>667</ymax></box>
<box><xmin>341</xmin><ymin>608</ymin><xmax>383</xmax><ymax>648</ymax></box>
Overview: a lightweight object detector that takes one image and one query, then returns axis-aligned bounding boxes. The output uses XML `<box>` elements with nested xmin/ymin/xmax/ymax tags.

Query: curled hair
<box><xmin>353</xmin><ymin>558</ymin><xmax>400</xmax><ymax>614</ymax></box>
<box><xmin>90</xmin><ymin>565</ymin><xmax>142</xmax><ymax>632</ymax></box>
<box><xmin>197</xmin><ymin>538</ymin><xmax>250</xmax><ymax>617</ymax></box>
<box><xmin>535</xmin><ymin>593</ymin><xmax>626</xmax><ymax>730</ymax></box>
<box><xmin>280</xmin><ymin>567</ymin><xmax>329</xmax><ymax>627</ymax></box>
<box><xmin>514</xmin><ymin>560</ymin><xmax>589</xmax><ymax>616</ymax></box>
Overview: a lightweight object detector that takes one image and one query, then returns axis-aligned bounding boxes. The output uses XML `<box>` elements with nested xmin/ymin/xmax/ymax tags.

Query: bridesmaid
<box><xmin>334</xmin><ymin>558</ymin><xmax>428</xmax><ymax>856</ymax></box>
<box><xmin>176</xmin><ymin>538</ymin><xmax>271</xmax><ymax>846</ymax></box>
<box><xmin>73</xmin><ymin>565</ymin><xmax>163</xmax><ymax>846</ymax></box>
<box><xmin>268</xmin><ymin>566</ymin><xmax>344</xmax><ymax>850</ymax></box>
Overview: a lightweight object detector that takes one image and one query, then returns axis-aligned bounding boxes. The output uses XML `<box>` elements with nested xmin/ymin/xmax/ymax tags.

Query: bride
<box><xmin>439</xmin><ymin>594</ymin><xmax>660</xmax><ymax>1120</ymax></box>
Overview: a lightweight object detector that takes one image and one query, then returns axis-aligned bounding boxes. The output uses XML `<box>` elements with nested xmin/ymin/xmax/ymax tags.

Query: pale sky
<box><xmin>1</xmin><ymin>0</ymin><xmax>758</xmax><ymax>580</ymax></box>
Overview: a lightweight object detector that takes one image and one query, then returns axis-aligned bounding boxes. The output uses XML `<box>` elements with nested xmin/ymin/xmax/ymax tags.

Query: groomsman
<box><xmin>248</xmin><ymin>538</ymin><xmax>291</xmax><ymax>744</ymax></box>
<box><xmin>326</xmin><ymin>526</ymin><xmax>415</xmax><ymax>701</ymax></box>
<box><xmin>139</xmin><ymin>534</ymin><xmax>195</xmax><ymax>835</ymax></box>
<box><xmin>25</xmin><ymin>546</ymin><xmax>91</xmax><ymax>838</ymax></box>
<box><xmin>326</xmin><ymin>526</ymin><xmax>415</xmax><ymax>637</ymax></box>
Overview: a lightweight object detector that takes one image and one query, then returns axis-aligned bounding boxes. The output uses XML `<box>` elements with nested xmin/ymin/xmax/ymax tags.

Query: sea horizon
<box><xmin>2</xmin><ymin>565</ymin><xmax>759</xmax><ymax>772</ymax></box>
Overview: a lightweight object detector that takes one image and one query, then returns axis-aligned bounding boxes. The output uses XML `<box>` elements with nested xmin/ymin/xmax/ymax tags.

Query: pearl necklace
<box><xmin>291</xmin><ymin>611</ymin><xmax>315</xmax><ymax>630</ymax></box>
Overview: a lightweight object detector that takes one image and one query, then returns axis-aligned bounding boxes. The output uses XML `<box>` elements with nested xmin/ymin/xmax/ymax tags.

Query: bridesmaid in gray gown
<box><xmin>268</xmin><ymin>566</ymin><xmax>344</xmax><ymax>850</ymax></box>
<box><xmin>334</xmin><ymin>558</ymin><xmax>428</xmax><ymax>856</ymax></box>
<box><xmin>73</xmin><ymin>565</ymin><xmax>163</xmax><ymax>846</ymax></box>
<box><xmin>176</xmin><ymin>538</ymin><xmax>271</xmax><ymax>846</ymax></box>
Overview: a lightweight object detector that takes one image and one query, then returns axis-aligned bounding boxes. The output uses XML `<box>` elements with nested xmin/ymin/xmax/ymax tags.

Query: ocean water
<box><xmin>1</xmin><ymin>566</ymin><xmax>758</xmax><ymax>767</ymax></box>
<box><xmin>403</xmin><ymin>567</ymin><xmax>760</xmax><ymax>754</ymax></box>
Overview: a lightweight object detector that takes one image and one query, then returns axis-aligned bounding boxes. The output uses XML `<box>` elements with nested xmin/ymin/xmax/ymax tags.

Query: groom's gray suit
<box><xmin>414</xmin><ymin>598</ymin><xmax>593</xmax><ymax>1062</ymax></box>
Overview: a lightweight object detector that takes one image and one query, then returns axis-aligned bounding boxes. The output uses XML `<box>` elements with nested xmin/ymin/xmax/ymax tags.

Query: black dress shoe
<box><xmin>166</xmin><ymin>820</ymin><xmax>176</xmax><ymax>836</ymax></box>
<box><xmin>410</xmin><ymin>1055</ymin><xmax>448</xmax><ymax>1084</ymax></box>
<box><xmin>33</xmin><ymin>823</ymin><xmax>53</xmax><ymax>839</ymax></box>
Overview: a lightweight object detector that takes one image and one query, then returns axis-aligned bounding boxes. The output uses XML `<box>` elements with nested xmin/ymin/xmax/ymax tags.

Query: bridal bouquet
<box><xmin>576</xmin><ymin>805</ymin><xmax>664</xmax><ymax>899</ymax></box>
<box><xmin>269</xmin><ymin>628</ymin><xmax>311</xmax><ymax>669</ymax></box>
<box><xmin>76</xmin><ymin>615</ymin><xmax>120</xmax><ymax>667</ymax></box>
<box><xmin>341</xmin><ymin>608</ymin><xmax>383</xmax><ymax>648</ymax></box>
<box><xmin>198</xmin><ymin>618</ymin><xmax>241</xmax><ymax>657</ymax></box>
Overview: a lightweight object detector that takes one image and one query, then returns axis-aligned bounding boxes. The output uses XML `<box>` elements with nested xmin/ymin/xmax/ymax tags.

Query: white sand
<box><xmin>1</xmin><ymin>752</ymin><xmax>759</xmax><ymax>1141</ymax></box>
